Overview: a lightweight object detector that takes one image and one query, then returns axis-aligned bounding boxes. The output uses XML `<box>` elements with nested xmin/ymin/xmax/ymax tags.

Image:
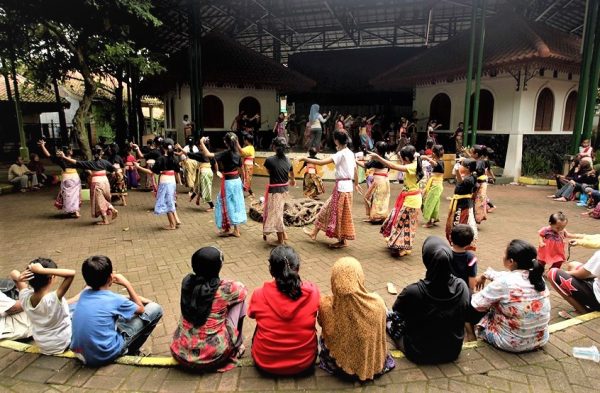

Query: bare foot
<box><xmin>303</xmin><ymin>228</ymin><xmax>317</xmax><ymax>241</ymax></box>
<box><xmin>546</xmin><ymin>195</ymin><xmax>557</xmax><ymax>198</ymax></box>
<box><xmin>329</xmin><ymin>241</ymin><xmax>348</xmax><ymax>249</ymax></box>
<box><xmin>554</xmin><ymin>197</ymin><xmax>568</xmax><ymax>202</ymax></box>
<box><xmin>97</xmin><ymin>221</ymin><xmax>111</xmax><ymax>225</ymax></box>
<box><xmin>422</xmin><ymin>223</ymin><xmax>434</xmax><ymax>228</ymax></box>
<box><xmin>164</xmin><ymin>225</ymin><xmax>177</xmax><ymax>230</ymax></box>
<box><xmin>218</xmin><ymin>231</ymin><xmax>231</xmax><ymax>237</ymax></box>
<box><xmin>231</xmin><ymin>231</ymin><xmax>241</xmax><ymax>238</ymax></box>
<box><xmin>112</xmin><ymin>209</ymin><xmax>119</xmax><ymax>220</ymax></box>
<box><xmin>206</xmin><ymin>208</ymin><xmax>214</xmax><ymax>212</ymax></box>
<box><xmin>581</xmin><ymin>211</ymin><xmax>591</xmax><ymax>216</ymax></box>
<box><xmin>362</xmin><ymin>218</ymin><xmax>373</xmax><ymax>222</ymax></box>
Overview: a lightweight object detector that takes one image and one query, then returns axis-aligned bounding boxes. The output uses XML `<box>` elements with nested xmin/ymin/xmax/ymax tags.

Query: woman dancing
<box><xmin>263</xmin><ymin>137</ymin><xmax>296</xmax><ymax>245</ymax></box>
<box><xmin>185</xmin><ymin>141</ymin><xmax>217</xmax><ymax>212</ymax></box>
<box><xmin>356</xmin><ymin>141</ymin><xmax>390</xmax><ymax>224</ymax></box>
<box><xmin>421</xmin><ymin>144</ymin><xmax>445</xmax><ymax>228</ymax></box>
<box><xmin>370</xmin><ymin>145</ymin><xmax>423</xmax><ymax>257</ymax></box>
<box><xmin>38</xmin><ymin>140</ymin><xmax>81</xmax><ymax>218</ymax></box>
<box><xmin>134</xmin><ymin>141</ymin><xmax>182</xmax><ymax>230</ymax></box>
<box><xmin>57</xmin><ymin>146</ymin><xmax>118</xmax><ymax>225</ymax></box>
<box><xmin>300</xmin><ymin>130</ymin><xmax>357</xmax><ymax>249</ymax></box>
<box><xmin>199</xmin><ymin>133</ymin><xmax>247</xmax><ymax>237</ymax></box>
<box><xmin>238</xmin><ymin>133</ymin><xmax>256</xmax><ymax>196</ymax></box>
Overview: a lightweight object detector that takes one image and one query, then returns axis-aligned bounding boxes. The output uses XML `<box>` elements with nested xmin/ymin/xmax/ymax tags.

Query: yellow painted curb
<box><xmin>2</xmin><ymin>311</ymin><xmax>599</xmax><ymax>367</ymax></box>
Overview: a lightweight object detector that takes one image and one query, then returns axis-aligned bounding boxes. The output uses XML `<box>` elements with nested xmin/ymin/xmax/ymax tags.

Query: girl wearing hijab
<box><xmin>471</xmin><ymin>240</ymin><xmax>550</xmax><ymax>353</ymax></box>
<box><xmin>370</xmin><ymin>145</ymin><xmax>424</xmax><ymax>257</ymax></box>
<box><xmin>308</xmin><ymin>104</ymin><xmax>330</xmax><ymax>152</ymax></box>
<box><xmin>387</xmin><ymin>236</ymin><xmax>469</xmax><ymax>364</ymax></box>
<box><xmin>248</xmin><ymin>246</ymin><xmax>320</xmax><ymax>376</ymax></box>
<box><xmin>318</xmin><ymin>257</ymin><xmax>395</xmax><ymax>381</ymax></box>
<box><xmin>199</xmin><ymin>133</ymin><xmax>247</xmax><ymax>237</ymax></box>
<box><xmin>171</xmin><ymin>246</ymin><xmax>248</xmax><ymax>371</ymax></box>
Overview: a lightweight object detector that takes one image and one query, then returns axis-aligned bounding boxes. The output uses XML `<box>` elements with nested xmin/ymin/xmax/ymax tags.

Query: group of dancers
<box><xmin>38</xmin><ymin>127</ymin><xmax>496</xmax><ymax>258</ymax></box>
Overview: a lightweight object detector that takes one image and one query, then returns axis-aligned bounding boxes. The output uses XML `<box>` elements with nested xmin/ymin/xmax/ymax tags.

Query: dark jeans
<box><xmin>116</xmin><ymin>302</ymin><xmax>163</xmax><ymax>355</ymax></box>
<box><xmin>309</xmin><ymin>128</ymin><xmax>322</xmax><ymax>150</ymax></box>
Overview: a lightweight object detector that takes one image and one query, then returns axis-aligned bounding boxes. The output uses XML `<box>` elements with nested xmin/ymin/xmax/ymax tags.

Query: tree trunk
<box><xmin>114</xmin><ymin>72</ymin><xmax>127</xmax><ymax>144</ymax></box>
<box><xmin>52</xmin><ymin>77</ymin><xmax>69</xmax><ymax>144</ymax></box>
<box><xmin>73</xmin><ymin>73</ymin><xmax>95</xmax><ymax>159</ymax></box>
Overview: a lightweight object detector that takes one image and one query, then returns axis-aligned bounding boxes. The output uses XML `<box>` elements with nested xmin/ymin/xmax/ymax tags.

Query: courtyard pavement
<box><xmin>1</xmin><ymin>176</ymin><xmax>600</xmax><ymax>392</ymax></box>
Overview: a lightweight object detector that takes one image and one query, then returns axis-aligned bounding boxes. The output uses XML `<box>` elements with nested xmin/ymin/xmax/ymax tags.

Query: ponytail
<box><xmin>416</xmin><ymin>155</ymin><xmax>424</xmax><ymax>182</ymax></box>
<box><xmin>92</xmin><ymin>146</ymin><xmax>103</xmax><ymax>161</ymax></box>
<box><xmin>269</xmin><ymin>245</ymin><xmax>302</xmax><ymax>300</ymax></box>
<box><xmin>399</xmin><ymin>145</ymin><xmax>423</xmax><ymax>181</ymax></box>
<box><xmin>528</xmin><ymin>259</ymin><xmax>546</xmax><ymax>292</ymax></box>
<box><xmin>506</xmin><ymin>239</ymin><xmax>546</xmax><ymax>292</ymax></box>
<box><xmin>272</xmin><ymin>137</ymin><xmax>287</xmax><ymax>158</ymax></box>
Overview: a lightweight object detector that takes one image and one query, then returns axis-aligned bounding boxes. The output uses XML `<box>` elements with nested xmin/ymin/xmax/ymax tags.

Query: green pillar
<box><xmin>571</xmin><ymin>0</ymin><xmax>599</xmax><ymax>153</ymax></box>
<box><xmin>189</xmin><ymin>1</ymin><xmax>203</xmax><ymax>139</ymax></box>
<box><xmin>470</xmin><ymin>0</ymin><xmax>487</xmax><ymax>147</ymax></box>
<box><xmin>583</xmin><ymin>3</ymin><xmax>600</xmax><ymax>141</ymax></box>
<box><xmin>9</xmin><ymin>57</ymin><xmax>28</xmax><ymax>160</ymax></box>
<box><xmin>463</xmin><ymin>0</ymin><xmax>478</xmax><ymax>147</ymax></box>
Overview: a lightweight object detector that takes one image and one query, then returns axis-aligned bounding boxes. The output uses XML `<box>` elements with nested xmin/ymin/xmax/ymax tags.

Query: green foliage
<box><xmin>521</xmin><ymin>152</ymin><xmax>551</xmax><ymax>177</ymax></box>
<box><xmin>522</xmin><ymin>135</ymin><xmax>571</xmax><ymax>175</ymax></box>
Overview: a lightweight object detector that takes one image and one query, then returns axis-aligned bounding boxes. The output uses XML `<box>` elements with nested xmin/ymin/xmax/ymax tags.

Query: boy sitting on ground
<box><xmin>70</xmin><ymin>255</ymin><xmax>163</xmax><ymax>366</ymax></box>
<box><xmin>15</xmin><ymin>258</ymin><xmax>75</xmax><ymax>355</ymax></box>
<box><xmin>0</xmin><ymin>272</ymin><xmax>31</xmax><ymax>340</ymax></box>
<box><xmin>449</xmin><ymin>224</ymin><xmax>478</xmax><ymax>292</ymax></box>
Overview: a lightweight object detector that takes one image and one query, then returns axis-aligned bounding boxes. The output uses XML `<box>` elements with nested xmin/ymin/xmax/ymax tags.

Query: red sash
<box><xmin>373</xmin><ymin>172</ymin><xmax>389</xmax><ymax>177</ymax></box>
<box><xmin>160</xmin><ymin>170</ymin><xmax>175</xmax><ymax>176</ymax></box>
<box><xmin>220</xmin><ymin>170</ymin><xmax>239</xmax><ymax>232</ymax></box>
<box><xmin>263</xmin><ymin>182</ymin><xmax>289</xmax><ymax>230</ymax></box>
<box><xmin>91</xmin><ymin>171</ymin><xmax>107</xmax><ymax>177</ymax></box>
<box><xmin>382</xmin><ymin>189</ymin><xmax>421</xmax><ymax>237</ymax></box>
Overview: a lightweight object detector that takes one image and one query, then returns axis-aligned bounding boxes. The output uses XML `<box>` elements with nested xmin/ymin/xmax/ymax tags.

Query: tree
<box><xmin>0</xmin><ymin>0</ymin><xmax>163</xmax><ymax>158</ymax></box>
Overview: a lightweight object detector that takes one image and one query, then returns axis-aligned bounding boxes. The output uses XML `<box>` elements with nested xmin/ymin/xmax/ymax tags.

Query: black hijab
<box><xmin>180</xmin><ymin>246</ymin><xmax>223</xmax><ymax>326</ymax></box>
<box><xmin>418</xmin><ymin>236</ymin><xmax>464</xmax><ymax>299</ymax></box>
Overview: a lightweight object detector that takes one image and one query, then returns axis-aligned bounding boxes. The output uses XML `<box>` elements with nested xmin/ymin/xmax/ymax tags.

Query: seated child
<box><xmin>16</xmin><ymin>258</ymin><xmax>75</xmax><ymax>355</ymax></box>
<box><xmin>0</xmin><ymin>272</ymin><xmax>31</xmax><ymax>340</ymax></box>
<box><xmin>449</xmin><ymin>224</ymin><xmax>478</xmax><ymax>292</ymax></box>
<box><xmin>70</xmin><ymin>256</ymin><xmax>163</xmax><ymax>366</ymax></box>
<box><xmin>171</xmin><ymin>246</ymin><xmax>247</xmax><ymax>372</ymax></box>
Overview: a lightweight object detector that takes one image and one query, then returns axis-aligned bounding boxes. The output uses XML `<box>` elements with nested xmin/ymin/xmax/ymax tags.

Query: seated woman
<box><xmin>318</xmin><ymin>257</ymin><xmax>395</xmax><ymax>381</ymax></box>
<box><xmin>387</xmin><ymin>236</ymin><xmax>469</xmax><ymax>364</ymax></box>
<box><xmin>248</xmin><ymin>246</ymin><xmax>320</xmax><ymax>376</ymax></box>
<box><xmin>471</xmin><ymin>240</ymin><xmax>550</xmax><ymax>353</ymax></box>
<box><xmin>548</xmin><ymin>250</ymin><xmax>600</xmax><ymax>317</ymax></box>
<box><xmin>170</xmin><ymin>247</ymin><xmax>247</xmax><ymax>372</ymax></box>
<box><xmin>551</xmin><ymin>161</ymin><xmax>597</xmax><ymax>202</ymax></box>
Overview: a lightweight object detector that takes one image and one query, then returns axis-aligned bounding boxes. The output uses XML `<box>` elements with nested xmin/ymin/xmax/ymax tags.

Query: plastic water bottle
<box><xmin>572</xmin><ymin>346</ymin><xmax>600</xmax><ymax>362</ymax></box>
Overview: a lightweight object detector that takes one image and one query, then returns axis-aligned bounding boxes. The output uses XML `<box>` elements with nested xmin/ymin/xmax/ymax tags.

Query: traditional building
<box><xmin>372</xmin><ymin>13</ymin><xmax>583</xmax><ymax>180</ymax></box>
<box><xmin>142</xmin><ymin>33</ymin><xmax>314</xmax><ymax>144</ymax></box>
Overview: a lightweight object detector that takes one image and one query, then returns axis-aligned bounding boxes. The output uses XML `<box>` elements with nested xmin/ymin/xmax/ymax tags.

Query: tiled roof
<box><xmin>0</xmin><ymin>74</ymin><xmax>68</xmax><ymax>105</ymax></box>
<box><xmin>371</xmin><ymin>13</ymin><xmax>582</xmax><ymax>88</ymax></box>
<box><xmin>141</xmin><ymin>32</ymin><xmax>315</xmax><ymax>95</ymax></box>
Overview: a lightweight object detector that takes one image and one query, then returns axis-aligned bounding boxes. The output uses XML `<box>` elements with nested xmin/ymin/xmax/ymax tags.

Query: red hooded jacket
<box><xmin>248</xmin><ymin>280</ymin><xmax>320</xmax><ymax>375</ymax></box>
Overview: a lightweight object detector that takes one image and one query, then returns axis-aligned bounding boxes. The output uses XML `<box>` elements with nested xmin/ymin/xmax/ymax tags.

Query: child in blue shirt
<box><xmin>70</xmin><ymin>255</ymin><xmax>163</xmax><ymax>366</ymax></box>
<box><xmin>449</xmin><ymin>224</ymin><xmax>478</xmax><ymax>291</ymax></box>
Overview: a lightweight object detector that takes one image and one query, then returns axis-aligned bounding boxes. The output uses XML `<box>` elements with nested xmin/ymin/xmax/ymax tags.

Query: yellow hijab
<box><xmin>318</xmin><ymin>257</ymin><xmax>389</xmax><ymax>381</ymax></box>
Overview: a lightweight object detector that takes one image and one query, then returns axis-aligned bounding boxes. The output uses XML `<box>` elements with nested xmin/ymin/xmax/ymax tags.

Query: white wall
<box><xmin>163</xmin><ymin>84</ymin><xmax>279</xmax><ymax>142</ymax></box>
<box><xmin>414</xmin><ymin>70</ymin><xmax>580</xmax><ymax>179</ymax></box>
<box><xmin>39</xmin><ymin>93</ymin><xmax>80</xmax><ymax>126</ymax></box>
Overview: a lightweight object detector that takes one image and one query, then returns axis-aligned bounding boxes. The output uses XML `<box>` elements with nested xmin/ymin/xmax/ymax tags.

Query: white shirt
<box><xmin>309</xmin><ymin>114</ymin><xmax>327</xmax><ymax>129</ymax></box>
<box><xmin>584</xmin><ymin>251</ymin><xmax>600</xmax><ymax>303</ymax></box>
<box><xmin>20</xmin><ymin>288</ymin><xmax>71</xmax><ymax>355</ymax></box>
<box><xmin>182</xmin><ymin>145</ymin><xmax>199</xmax><ymax>154</ymax></box>
<box><xmin>0</xmin><ymin>292</ymin><xmax>31</xmax><ymax>340</ymax></box>
<box><xmin>332</xmin><ymin>148</ymin><xmax>356</xmax><ymax>192</ymax></box>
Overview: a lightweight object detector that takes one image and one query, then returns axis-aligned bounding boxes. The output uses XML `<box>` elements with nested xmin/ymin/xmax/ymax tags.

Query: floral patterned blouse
<box><xmin>471</xmin><ymin>268</ymin><xmax>550</xmax><ymax>353</ymax></box>
<box><xmin>170</xmin><ymin>280</ymin><xmax>247</xmax><ymax>371</ymax></box>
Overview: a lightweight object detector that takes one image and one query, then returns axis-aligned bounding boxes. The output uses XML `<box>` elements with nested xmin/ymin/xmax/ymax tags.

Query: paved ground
<box><xmin>1</xmin><ymin>176</ymin><xmax>600</xmax><ymax>392</ymax></box>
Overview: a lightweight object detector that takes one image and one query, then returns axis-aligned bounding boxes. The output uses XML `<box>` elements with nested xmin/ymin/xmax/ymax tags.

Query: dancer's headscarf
<box><xmin>180</xmin><ymin>246</ymin><xmax>224</xmax><ymax>326</ymax></box>
<box><xmin>318</xmin><ymin>257</ymin><xmax>388</xmax><ymax>381</ymax></box>
<box><xmin>309</xmin><ymin>104</ymin><xmax>320</xmax><ymax>122</ymax></box>
<box><xmin>418</xmin><ymin>236</ymin><xmax>465</xmax><ymax>298</ymax></box>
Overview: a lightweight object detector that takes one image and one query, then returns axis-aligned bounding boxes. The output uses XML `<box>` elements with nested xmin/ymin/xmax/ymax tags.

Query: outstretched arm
<box><xmin>199</xmin><ymin>138</ymin><xmax>215</xmax><ymax>158</ymax></box>
<box><xmin>38</xmin><ymin>140</ymin><xmax>51</xmax><ymax>158</ymax></box>
<box><xmin>300</xmin><ymin>157</ymin><xmax>334</xmax><ymax>166</ymax></box>
<box><xmin>369</xmin><ymin>152</ymin><xmax>407</xmax><ymax>172</ymax></box>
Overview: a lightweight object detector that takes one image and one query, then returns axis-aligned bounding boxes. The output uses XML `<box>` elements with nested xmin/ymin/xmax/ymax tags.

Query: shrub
<box><xmin>521</xmin><ymin>152</ymin><xmax>551</xmax><ymax>177</ymax></box>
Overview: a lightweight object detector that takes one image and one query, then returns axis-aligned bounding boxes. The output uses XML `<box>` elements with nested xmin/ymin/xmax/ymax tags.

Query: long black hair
<box><xmin>374</xmin><ymin>141</ymin><xmax>387</xmax><ymax>156</ymax></box>
<box><xmin>432</xmin><ymin>144</ymin><xmax>444</xmax><ymax>159</ymax></box>
<box><xmin>400</xmin><ymin>145</ymin><xmax>424</xmax><ymax>181</ymax></box>
<box><xmin>161</xmin><ymin>141</ymin><xmax>177</xmax><ymax>168</ymax></box>
<box><xmin>333</xmin><ymin>130</ymin><xmax>349</xmax><ymax>146</ymax></box>
<box><xmin>506</xmin><ymin>239</ymin><xmax>545</xmax><ymax>292</ymax></box>
<box><xmin>272</xmin><ymin>137</ymin><xmax>287</xmax><ymax>158</ymax></box>
<box><xmin>269</xmin><ymin>245</ymin><xmax>302</xmax><ymax>300</ymax></box>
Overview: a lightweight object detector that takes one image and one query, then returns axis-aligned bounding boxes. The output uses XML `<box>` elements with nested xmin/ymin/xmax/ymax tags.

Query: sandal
<box><xmin>558</xmin><ymin>310</ymin><xmax>579</xmax><ymax>319</ymax></box>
